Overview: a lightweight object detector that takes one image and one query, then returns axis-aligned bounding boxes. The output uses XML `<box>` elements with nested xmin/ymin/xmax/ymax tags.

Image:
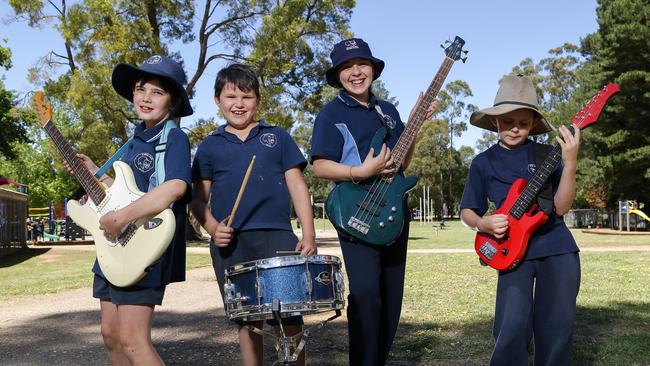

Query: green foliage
<box><xmin>577</xmin><ymin>0</ymin><xmax>650</xmax><ymax>207</ymax></box>
<box><xmin>6</xmin><ymin>0</ymin><xmax>354</xmax><ymax>205</ymax></box>
<box><xmin>0</xmin><ymin>44</ymin><xmax>28</xmax><ymax>160</ymax></box>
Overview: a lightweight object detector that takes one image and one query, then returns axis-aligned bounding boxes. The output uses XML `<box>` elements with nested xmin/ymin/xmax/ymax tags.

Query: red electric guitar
<box><xmin>475</xmin><ymin>83</ymin><xmax>620</xmax><ymax>271</ymax></box>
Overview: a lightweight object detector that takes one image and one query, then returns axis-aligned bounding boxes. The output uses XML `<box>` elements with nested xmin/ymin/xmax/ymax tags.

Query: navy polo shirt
<box><xmin>310</xmin><ymin>90</ymin><xmax>405</xmax><ymax>169</ymax></box>
<box><xmin>92</xmin><ymin>120</ymin><xmax>192</xmax><ymax>287</ymax></box>
<box><xmin>460</xmin><ymin>140</ymin><xmax>578</xmax><ymax>260</ymax></box>
<box><xmin>192</xmin><ymin>120</ymin><xmax>307</xmax><ymax>231</ymax></box>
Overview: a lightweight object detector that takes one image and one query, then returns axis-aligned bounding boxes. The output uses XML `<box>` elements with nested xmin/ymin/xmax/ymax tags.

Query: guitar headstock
<box><xmin>33</xmin><ymin>91</ymin><xmax>52</xmax><ymax>127</ymax></box>
<box><xmin>442</xmin><ymin>36</ymin><xmax>468</xmax><ymax>63</ymax></box>
<box><xmin>572</xmin><ymin>83</ymin><xmax>620</xmax><ymax>130</ymax></box>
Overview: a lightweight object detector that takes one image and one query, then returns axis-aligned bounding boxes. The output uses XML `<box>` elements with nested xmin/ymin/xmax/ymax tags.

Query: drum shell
<box><xmin>224</xmin><ymin>255</ymin><xmax>345</xmax><ymax>321</ymax></box>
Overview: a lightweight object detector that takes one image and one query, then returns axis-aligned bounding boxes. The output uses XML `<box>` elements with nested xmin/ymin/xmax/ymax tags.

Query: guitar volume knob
<box><xmin>388</xmin><ymin>216</ymin><xmax>394</xmax><ymax>222</ymax></box>
<box><xmin>379</xmin><ymin>222</ymin><xmax>385</xmax><ymax>228</ymax></box>
<box><xmin>391</xmin><ymin>207</ymin><xmax>397</xmax><ymax>212</ymax></box>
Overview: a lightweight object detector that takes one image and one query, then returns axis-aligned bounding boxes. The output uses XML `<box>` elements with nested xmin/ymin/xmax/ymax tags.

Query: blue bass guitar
<box><xmin>326</xmin><ymin>36</ymin><xmax>468</xmax><ymax>246</ymax></box>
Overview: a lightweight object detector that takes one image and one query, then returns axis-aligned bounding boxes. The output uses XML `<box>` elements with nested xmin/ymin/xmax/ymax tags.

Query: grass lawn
<box><xmin>0</xmin><ymin>248</ymin><xmax>211</xmax><ymax>299</ymax></box>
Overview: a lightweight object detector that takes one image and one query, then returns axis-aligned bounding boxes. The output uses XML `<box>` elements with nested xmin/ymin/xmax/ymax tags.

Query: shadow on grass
<box><xmin>1</xmin><ymin>301</ymin><xmax>647</xmax><ymax>366</ymax></box>
<box><xmin>0</xmin><ymin>247</ymin><xmax>51</xmax><ymax>268</ymax></box>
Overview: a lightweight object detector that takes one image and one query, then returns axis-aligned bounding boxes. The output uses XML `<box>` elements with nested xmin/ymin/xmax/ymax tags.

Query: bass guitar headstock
<box><xmin>442</xmin><ymin>36</ymin><xmax>468</xmax><ymax>63</ymax></box>
<box><xmin>33</xmin><ymin>91</ymin><xmax>52</xmax><ymax>127</ymax></box>
<box><xmin>572</xmin><ymin>83</ymin><xmax>620</xmax><ymax>130</ymax></box>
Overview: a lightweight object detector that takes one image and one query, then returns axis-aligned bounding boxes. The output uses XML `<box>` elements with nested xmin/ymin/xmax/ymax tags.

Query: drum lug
<box><xmin>335</xmin><ymin>270</ymin><xmax>345</xmax><ymax>297</ymax></box>
<box><xmin>303</xmin><ymin>270</ymin><xmax>313</xmax><ymax>297</ymax></box>
<box><xmin>256</xmin><ymin>276</ymin><xmax>265</xmax><ymax>300</ymax></box>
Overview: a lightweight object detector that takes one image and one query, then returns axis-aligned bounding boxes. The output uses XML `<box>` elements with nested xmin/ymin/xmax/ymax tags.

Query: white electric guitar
<box><xmin>34</xmin><ymin>92</ymin><xmax>175</xmax><ymax>287</ymax></box>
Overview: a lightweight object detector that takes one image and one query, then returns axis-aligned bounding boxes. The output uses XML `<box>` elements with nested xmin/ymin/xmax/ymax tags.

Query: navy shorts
<box><xmin>92</xmin><ymin>274</ymin><xmax>165</xmax><ymax>305</ymax></box>
<box><xmin>211</xmin><ymin>229</ymin><xmax>303</xmax><ymax>326</ymax></box>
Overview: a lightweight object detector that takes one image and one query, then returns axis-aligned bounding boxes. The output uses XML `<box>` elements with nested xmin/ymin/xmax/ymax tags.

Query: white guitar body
<box><xmin>67</xmin><ymin>161</ymin><xmax>176</xmax><ymax>287</ymax></box>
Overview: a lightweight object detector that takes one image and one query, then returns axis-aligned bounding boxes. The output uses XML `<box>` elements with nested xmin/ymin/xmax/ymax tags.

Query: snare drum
<box><xmin>223</xmin><ymin>255</ymin><xmax>345</xmax><ymax>322</ymax></box>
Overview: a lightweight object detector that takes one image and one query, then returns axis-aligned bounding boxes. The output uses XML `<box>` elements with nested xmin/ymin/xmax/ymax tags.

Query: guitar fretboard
<box><xmin>42</xmin><ymin>121</ymin><xmax>106</xmax><ymax>205</ymax></box>
<box><xmin>509</xmin><ymin>143</ymin><xmax>564</xmax><ymax>219</ymax></box>
<box><xmin>391</xmin><ymin>57</ymin><xmax>454</xmax><ymax>169</ymax></box>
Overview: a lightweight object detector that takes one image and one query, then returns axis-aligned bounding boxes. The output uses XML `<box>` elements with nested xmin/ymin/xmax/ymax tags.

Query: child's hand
<box><xmin>478</xmin><ymin>214</ymin><xmax>509</xmax><ymax>239</ymax></box>
<box><xmin>357</xmin><ymin>144</ymin><xmax>396</xmax><ymax>179</ymax></box>
<box><xmin>63</xmin><ymin>153</ymin><xmax>99</xmax><ymax>175</ymax></box>
<box><xmin>409</xmin><ymin>92</ymin><xmax>439</xmax><ymax>121</ymax></box>
<box><xmin>295</xmin><ymin>239</ymin><xmax>317</xmax><ymax>256</ymax></box>
<box><xmin>557</xmin><ymin>125</ymin><xmax>580</xmax><ymax>170</ymax></box>
<box><xmin>211</xmin><ymin>217</ymin><xmax>234</xmax><ymax>247</ymax></box>
<box><xmin>99</xmin><ymin>210</ymin><xmax>128</xmax><ymax>241</ymax></box>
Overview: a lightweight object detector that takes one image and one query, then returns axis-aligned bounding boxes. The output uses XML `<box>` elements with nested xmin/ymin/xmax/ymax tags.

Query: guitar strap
<box><xmin>533</xmin><ymin>142</ymin><xmax>555</xmax><ymax>215</ymax></box>
<box><xmin>374</xmin><ymin>102</ymin><xmax>391</xmax><ymax>139</ymax></box>
<box><xmin>94</xmin><ymin>119</ymin><xmax>177</xmax><ymax>191</ymax></box>
<box><xmin>94</xmin><ymin>139</ymin><xmax>132</xmax><ymax>179</ymax></box>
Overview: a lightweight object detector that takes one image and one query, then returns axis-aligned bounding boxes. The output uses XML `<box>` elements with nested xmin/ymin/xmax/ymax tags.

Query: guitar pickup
<box><xmin>479</xmin><ymin>242</ymin><xmax>497</xmax><ymax>260</ymax></box>
<box><xmin>355</xmin><ymin>202</ymin><xmax>380</xmax><ymax>217</ymax></box>
<box><xmin>347</xmin><ymin>217</ymin><xmax>370</xmax><ymax>235</ymax></box>
<box><xmin>362</xmin><ymin>187</ymin><xmax>387</xmax><ymax>206</ymax></box>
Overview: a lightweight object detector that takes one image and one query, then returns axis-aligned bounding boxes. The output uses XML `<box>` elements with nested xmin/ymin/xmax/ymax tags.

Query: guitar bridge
<box><xmin>347</xmin><ymin>217</ymin><xmax>370</xmax><ymax>235</ymax></box>
<box><xmin>479</xmin><ymin>242</ymin><xmax>497</xmax><ymax>260</ymax></box>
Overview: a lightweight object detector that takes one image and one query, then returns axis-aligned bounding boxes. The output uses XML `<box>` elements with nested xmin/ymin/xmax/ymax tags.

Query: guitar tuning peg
<box><xmin>461</xmin><ymin>56</ymin><xmax>468</xmax><ymax>63</ymax></box>
<box><xmin>440</xmin><ymin>44</ymin><xmax>446</xmax><ymax>49</ymax></box>
<box><xmin>462</xmin><ymin>50</ymin><xmax>469</xmax><ymax>54</ymax></box>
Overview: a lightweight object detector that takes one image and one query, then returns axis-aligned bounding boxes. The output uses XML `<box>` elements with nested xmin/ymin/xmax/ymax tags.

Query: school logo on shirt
<box><xmin>260</xmin><ymin>133</ymin><xmax>277</xmax><ymax>148</ymax></box>
<box><xmin>134</xmin><ymin>152</ymin><xmax>155</xmax><ymax>173</ymax></box>
<box><xmin>528</xmin><ymin>164</ymin><xmax>536</xmax><ymax>175</ymax></box>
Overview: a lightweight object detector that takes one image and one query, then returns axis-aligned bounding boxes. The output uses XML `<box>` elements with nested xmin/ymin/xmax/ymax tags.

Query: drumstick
<box><xmin>227</xmin><ymin>155</ymin><xmax>256</xmax><ymax>227</ymax></box>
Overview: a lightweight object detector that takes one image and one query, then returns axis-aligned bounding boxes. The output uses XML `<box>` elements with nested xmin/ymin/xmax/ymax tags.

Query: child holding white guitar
<box><xmin>65</xmin><ymin>55</ymin><xmax>193</xmax><ymax>365</ymax></box>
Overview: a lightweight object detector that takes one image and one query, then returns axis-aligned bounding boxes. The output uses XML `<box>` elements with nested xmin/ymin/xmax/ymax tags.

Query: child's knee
<box><xmin>100</xmin><ymin>323</ymin><xmax>120</xmax><ymax>350</ymax></box>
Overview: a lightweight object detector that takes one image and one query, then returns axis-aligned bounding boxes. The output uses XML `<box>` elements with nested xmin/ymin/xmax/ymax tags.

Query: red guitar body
<box><xmin>474</xmin><ymin>179</ymin><xmax>549</xmax><ymax>271</ymax></box>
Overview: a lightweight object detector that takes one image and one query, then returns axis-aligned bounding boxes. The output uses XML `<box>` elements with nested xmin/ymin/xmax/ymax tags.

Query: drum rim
<box><xmin>226</xmin><ymin>299</ymin><xmax>345</xmax><ymax>321</ymax></box>
<box><xmin>225</xmin><ymin>254</ymin><xmax>341</xmax><ymax>275</ymax></box>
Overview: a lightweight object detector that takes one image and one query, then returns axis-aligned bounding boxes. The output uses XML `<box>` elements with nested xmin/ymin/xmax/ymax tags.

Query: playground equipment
<box><xmin>630</xmin><ymin>209</ymin><xmax>650</xmax><ymax>223</ymax></box>
<box><xmin>29</xmin><ymin>201</ymin><xmax>86</xmax><ymax>241</ymax></box>
<box><xmin>619</xmin><ymin>200</ymin><xmax>649</xmax><ymax>231</ymax></box>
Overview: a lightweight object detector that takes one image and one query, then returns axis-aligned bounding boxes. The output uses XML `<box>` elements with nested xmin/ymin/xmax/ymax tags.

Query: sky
<box><xmin>0</xmin><ymin>0</ymin><xmax>599</xmax><ymax>149</ymax></box>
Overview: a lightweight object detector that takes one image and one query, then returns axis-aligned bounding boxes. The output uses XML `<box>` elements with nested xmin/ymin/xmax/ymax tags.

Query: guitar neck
<box><xmin>42</xmin><ymin>120</ymin><xmax>106</xmax><ymax>205</ymax></box>
<box><xmin>392</xmin><ymin>57</ymin><xmax>454</xmax><ymax>168</ymax></box>
<box><xmin>509</xmin><ymin>143</ymin><xmax>564</xmax><ymax>219</ymax></box>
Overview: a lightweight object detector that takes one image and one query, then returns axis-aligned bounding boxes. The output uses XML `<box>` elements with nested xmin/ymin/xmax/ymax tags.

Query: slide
<box><xmin>43</xmin><ymin>232</ymin><xmax>60</xmax><ymax>240</ymax></box>
<box><xmin>630</xmin><ymin>209</ymin><xmax>650</xmax><ymax>222</ymax></box>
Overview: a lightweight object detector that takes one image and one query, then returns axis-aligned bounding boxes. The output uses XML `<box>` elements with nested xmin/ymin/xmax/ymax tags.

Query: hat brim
<box><xmin>325</xmin><ymin>55</ymin><xmax>385</xmax><ymax>87</ymax></box>
<box><xmin>111</xmin><ymin>63</ymin><xmax>193</xmax><ymax>118</ymax></box>
<box><xmin>470</xmin><ymin>104</ymin><xmax>553</xmax><ymax>135</ymax></box>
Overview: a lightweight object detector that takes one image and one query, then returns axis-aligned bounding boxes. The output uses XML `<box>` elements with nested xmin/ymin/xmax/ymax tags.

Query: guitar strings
<box><xmin>351</xmin><ymin>44</ymin><xmax>461</xmax><ymax>235</ymax></box>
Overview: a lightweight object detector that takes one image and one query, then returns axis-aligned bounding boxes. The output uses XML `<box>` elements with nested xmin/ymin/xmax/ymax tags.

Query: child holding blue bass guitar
<box><xmin>310</xmin><ymin>38</ymin><xmax>438</xmax><ymax>366</ymax></box>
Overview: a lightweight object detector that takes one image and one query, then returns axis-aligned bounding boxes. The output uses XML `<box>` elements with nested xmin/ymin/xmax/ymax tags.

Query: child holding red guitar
<box><xmin>460</xmin><ymin>74</ymin><xmax>581</xmax><ymax>365</ymax></box>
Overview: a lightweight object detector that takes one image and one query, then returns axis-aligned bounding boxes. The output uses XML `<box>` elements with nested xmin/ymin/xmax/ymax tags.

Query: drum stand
<box><xmin>245</xmin><ymin>299</ymin><xmax>341</xmax><ymax>365</ymax></box>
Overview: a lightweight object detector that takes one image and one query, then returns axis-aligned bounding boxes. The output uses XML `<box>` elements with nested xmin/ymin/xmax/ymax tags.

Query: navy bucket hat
<box><xmin>112</xmin><ymin>55</ymin><xmax>193</xmax><ymax>117</ymax></box>
<box><xmin>325</xmin><ymin>38</ymin><xmax>385</xmax><ymax>87</ymax></box>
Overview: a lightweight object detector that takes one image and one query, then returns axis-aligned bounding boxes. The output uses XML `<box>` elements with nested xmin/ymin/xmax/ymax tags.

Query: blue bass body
<box><xmin>325</xmin><ymin>127</ymin><xmax>417</xmax><ymax>246</ymax></box>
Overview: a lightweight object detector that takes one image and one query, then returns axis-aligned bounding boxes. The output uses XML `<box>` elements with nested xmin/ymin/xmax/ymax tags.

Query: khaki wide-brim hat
<box><xmin>470</xmin><ymin>74</ymin><xmax>554</xmax><ymax>135</ymax></box>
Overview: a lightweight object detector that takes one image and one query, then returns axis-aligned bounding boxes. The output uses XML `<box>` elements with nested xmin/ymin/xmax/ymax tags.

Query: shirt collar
<box><xmin>336</xmin><ymin>90</ymin><xmax>379</xmax><ymax>110</ymax></box>
<box><xmin>134</xmin><ymin>119</ymin><xmax>170</xmax><ymax>142</ymax></box>
<box><xmin>210</xmin><ymin>120</ymin><xmax>273</xmax><ymax>140</ymax></box>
